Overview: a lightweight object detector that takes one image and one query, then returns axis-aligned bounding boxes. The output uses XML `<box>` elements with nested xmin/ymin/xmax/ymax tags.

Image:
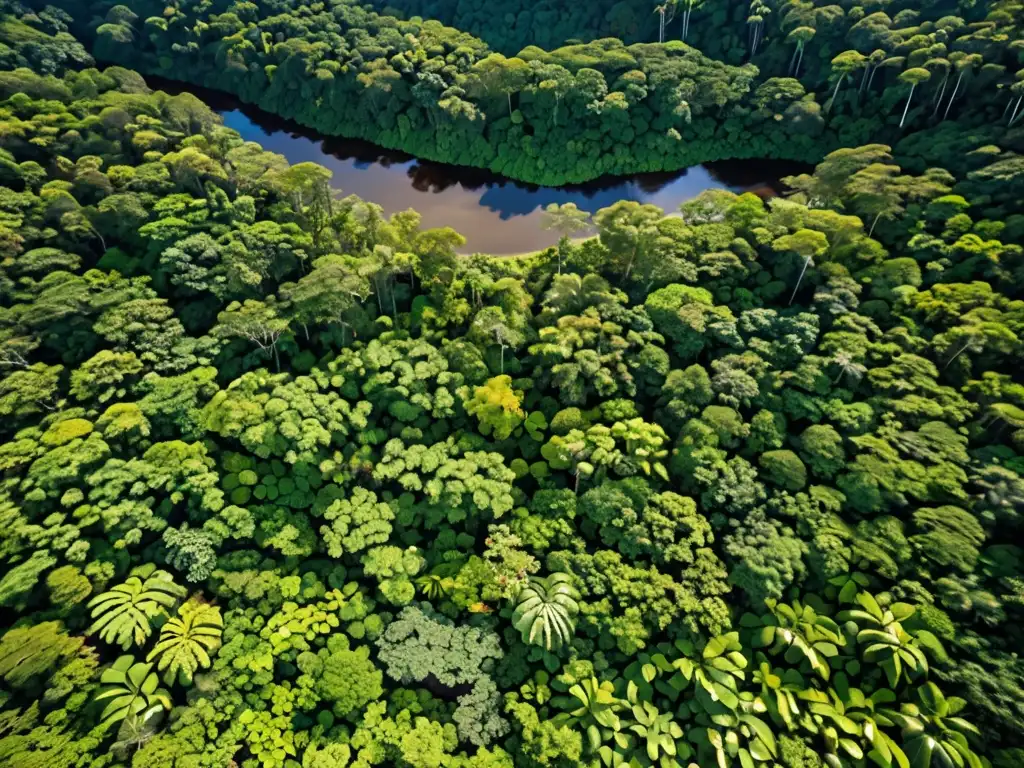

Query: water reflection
<box><xmin>154</xmin><ymin>78</ymin><xmax>804</xmax><ymax>254</ymax></box>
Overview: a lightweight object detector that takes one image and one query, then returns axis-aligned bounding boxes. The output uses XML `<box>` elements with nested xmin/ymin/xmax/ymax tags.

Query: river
<box><xmin>156</xmin><ymin>79</ymin><xmax>806</xmax><ymax>254</ymax></box>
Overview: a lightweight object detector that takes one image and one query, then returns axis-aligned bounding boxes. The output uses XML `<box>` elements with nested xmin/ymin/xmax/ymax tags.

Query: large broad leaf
<box><xmin>839</xmin><ymin>580</ymin><xmax>860</xmax><ymax>604</ymax></box>
<box><xmin>742</xmin><ymin>715</ymin><xmax>777</xmax><ymax>757</ymax></box>
<box><xmin>878</xmin><ymin>654</ymin><xmax>902</xmax><ymax>688</ymax></box>
<box><xmin>903</xmin><ymin>736</ymin><xmax>935</xmax><ymax>768</ymax></box>
<box><xmin>946</xmin><ymin>739</ymin><xmax>983</xmax><ymax>768</ymax></box>
<box><xmin>703</xmin><ymin>634</ymin><xmax>735</xmax><ymax>660</ymax></box>
<box><xmin>839</xmin><ymin>739</ymin><xmax>864</xmax><ymax>760</ymax></box>
<box><xmin>856</xmin><ymin>592</ymin><xmax>883</xmax><ymax>620</ymax></box>
<box><xmin>918</xmin><ymin>682</ymin><xmax>947</xmax><ymax>717</ymax></box>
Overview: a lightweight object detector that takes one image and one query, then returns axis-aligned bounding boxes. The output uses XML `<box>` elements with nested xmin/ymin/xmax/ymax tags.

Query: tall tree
<box><xmin>787</xmin><ymin>27</ymin><xmax>816</xmax><ymax>77</ymax></box>
<box><xmin>898</xmin><ymin>67</ymin><xmax>931</xmax><ymax>128</ymax></box>
<box><xmin>827</xmin><ymin>51</ymin><xmax>866</xmax><ymax>113</ymax></box>
<box><xmin>541</xmin><ymin>203</ymin><xmax>591</xmax><ymax>273</ymax></box>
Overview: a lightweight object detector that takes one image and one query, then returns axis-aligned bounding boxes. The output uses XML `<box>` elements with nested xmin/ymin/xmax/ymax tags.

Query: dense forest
<box><xmin>2</xmin><ymin>1</ymin><xmax>1024</xmax><ymax>768</ymax></box>
<box><xmin>35</xmin><ymin>0</ymin><xmax>1023</xmax><ymax>184</ymax></box>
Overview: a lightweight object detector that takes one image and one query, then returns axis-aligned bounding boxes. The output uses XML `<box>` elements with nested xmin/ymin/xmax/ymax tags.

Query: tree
<box><xmin>319</xmin><ymin>487</ymin><xmax>395</xmax><ymax>558</ymax></box>
<box><xmin>87</xmin><ymin>570</ymin><xmax>187</xmax><ymax>650</ymax></box>
<box><xmin>512</xmin><ymin>573</ymin><xmax>580</xmax><ymax>652</ymax></box>
<box><xmin>747</xmin><ymin>0</ymin><xmax>771</xmax><ymax>56</ymax></box>
<box><xmin>0</xmin><ymin>621</ymin><xmax>91</xmax><ymax>692</ymax></box>
<box><xmin>541</xmin><ymin>203</ymin><xmax>590</xmax><ymax>273</ymax></box>
<box><xmin>898</xmin><ymin>68</ymin><xmax>931</xmax><ymax>128</ymax></box>
<box><xmin>679</xmin><ymin>0</ymin><xmax>704</xmax><ymax>42</ymax></box>
<box><xmin>464</xmin><ymin>375</ymin><xmax>526</xmax><ymax>440</ymax></box>
<box><xmin>317</xmin><ymin>645</ymin><xmax>383</xmax><ymax>717</ymax></box>
<box><xmin>846</xmin><ymin>164</ymin><xmax>906</xmax><ymax>237</ymax></box>
<box><xmin>594</xmin><ymin>201</ymin><xmax>663</xmax><ymax>284</ymax></box>
<box><xmin>146</xmin><ymin>599</ymin><xmax>223</xmax><ymax>685</ymax></box>
<box><xmin>471</xmin><ymin>53</ymin><xmax>529</xmax><ymax>117</ymax></box>
<box><xmin>280</xmin><ymin>257</ymin><xmax>370</xmax><ymax>343</ymax></box>
<box><xmin>772</xmin><ymin>229</ymin><xmax>829</xmax><ymax>304</ymax></box>
<box><xmin>943</xmin><ymin>53</ymin><xmax>983</xmax><ymax>120</ymax></box>
<box><xmin>788</xmin><ymin>27</ymin><xmax>816</xmax><ymax>77</ymax></box>
<box><xmin>161</xmin><ymin>146</ymin><xmax>227</xmax><ymax>196</ymax></box>
<box><xmin>759</xmin><ymin>450</ymin><xmax>808</xmax><ymax>491</ymax></box>
<box><xmin>470</xmin><ymin>307</ymin><xmax>525</xmax><ymax>374</ymax></box>
<box><xmin>277</xmin><ymin>162</ymin><xmax>334</xmax><ymax>254</ymax></box>
<box><xmin>1008</xmin><ymin>77</ymin><xmax>1024</xmax><ymax>128</ymax></box>
<box><xmin>829</xmin><ymin>350</ymin><xmax>866</xmax><ymax>386</ymax></box>
<box><xmin>827</xmin><ymin>51</ymin><xmax>865</xmax><ymax>113</ymax></box>
<box><xmin>212</xmin><ymin>298</ymin><xmax>290</xmax><ymax>370</ymax></box>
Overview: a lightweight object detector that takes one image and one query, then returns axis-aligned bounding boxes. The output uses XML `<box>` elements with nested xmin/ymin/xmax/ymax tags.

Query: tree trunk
<box><xmin>622</xmin><ymin>246</ymin><xmax>638</xmax><ymax>283</ymax></box>
<box><xmin>273</xmin><ymin>344</ymin><xmax>281</xmax><ymax>373</ymax></box>
<box><xmin>507</xmin><ymin>91</ymin><xmax>512</xmax><ymax>117</ymax></box>
<box><xmin>1010</xmin><ymin>95</ymin><xmax>1024</xmax><ymax>126</ymax></box>
<box><xmin>500</xmin><ymin>344</ymin><xmax>505</xmax><ymax>374</ymax></box>
<box><xmin>795</xmin><ymin>45</ymin><xmax>805</xmax><ymax>77</ymax></box>
<box><xmin>828</xmin><ymin>76</ymin><xmax>843</xmax><ymax>113</ymax></box>
<box><xmin>869</xmin><ymin>211</ymin><xmax>882</xmax><ymax>237</ymax></box>
<box><xmin>931</xmin><ymin>72</ymin><xmax>948</xmax><ymax>117</ymax></box>
<box><xmin>900</xmin><ymin>83</ymin><xmax>916</xmax><ymax>128</ymax></box>
<box><xmin>789</xmin><ymin>44</ymin><xmax>799</xmax><ymax>76</ymax></box>
<box><xmin>942</xmin><ymin>339</ymin><xmax>975</xmax><ymax>371</ymax></box>
<box><xmin>867</xmin><ymin>64</ymin><xmax>880</xmax><ymax>92</ymax></box>
<box><xmin>859</xmin><ymin>63</ymin><xmax>870</xmax><ymax>94</ymax></box>
<box><xmin>943</xmin><ymin>71</ymin><xmax>963</xmax><ymax>120</ymax></box>
<box><xmin>788</xmin><ymin>255</ymin><xmax>812</xmax><ymax>305</ymax></box>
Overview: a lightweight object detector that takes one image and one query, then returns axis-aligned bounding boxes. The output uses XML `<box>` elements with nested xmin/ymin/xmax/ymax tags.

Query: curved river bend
<box><xmin>160</xmin><ymin>80</ymin><xmax>806</xmax><ymax>254</ymax></box>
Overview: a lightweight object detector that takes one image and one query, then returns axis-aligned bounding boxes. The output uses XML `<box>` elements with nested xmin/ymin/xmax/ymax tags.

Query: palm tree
<box><xmin>512</xmin><ymin>572</ymin><xmax>580</xmax><ymax>651</ymax></box>
<box><xmin>831</xmin><ymin>351</ymin><xmax>867</xmax><ymax>385</ymax></box>
<box><xmin>654</xmin><ymin>3</ymin><xmax>669</xmax><ymax>43</ymax></box>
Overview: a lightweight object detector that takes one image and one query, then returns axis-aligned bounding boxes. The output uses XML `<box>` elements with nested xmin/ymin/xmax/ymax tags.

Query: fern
<box><xmin>88</xmin><ymin>570</ymin><xmax>187</xmax><ymax>650</ymax></box>
<box><xmin>147</xmin><ymin>599</ymin><xmax>223</xmax><ymax>685</ymax></box>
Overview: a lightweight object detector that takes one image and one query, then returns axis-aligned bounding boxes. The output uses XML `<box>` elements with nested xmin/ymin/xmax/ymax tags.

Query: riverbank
<box><xmin>146</xmin><ymin>75</ymin><xmax>806</xmax><ymax>254</ymax></box>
